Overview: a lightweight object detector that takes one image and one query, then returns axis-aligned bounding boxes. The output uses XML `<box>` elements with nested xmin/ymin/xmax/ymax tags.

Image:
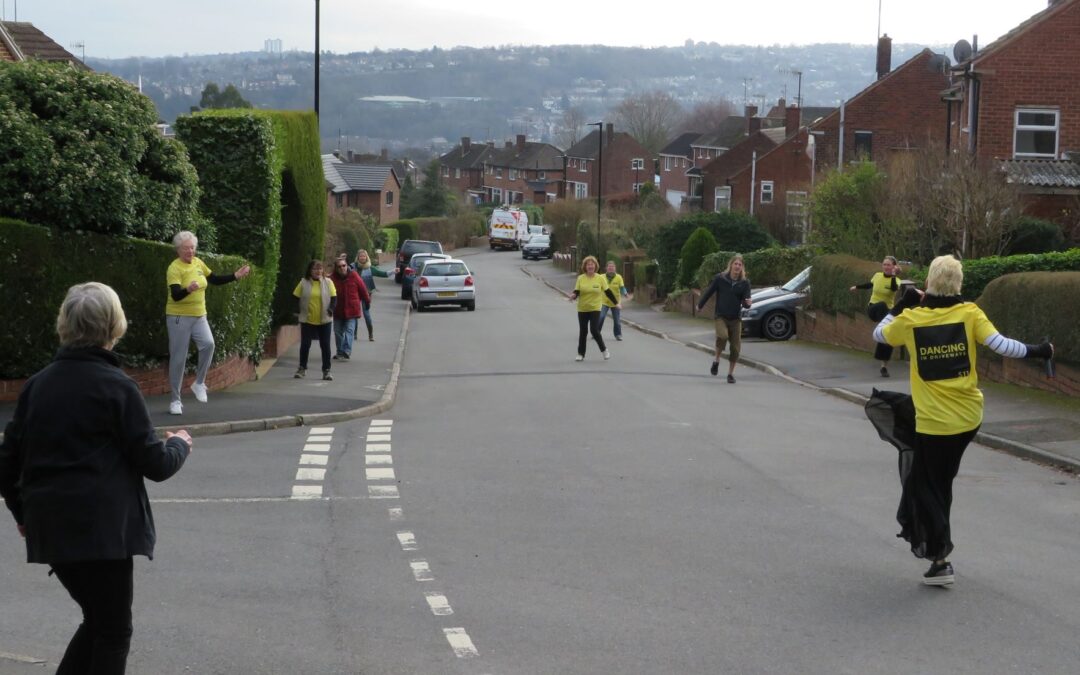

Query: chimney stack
<box><xmin>876</xmin><ymin>34</ymin><xmax>892</xmax><ymax>80</ymax></box>
<box><xmin>785</xmin><ymin>106</ymin><xmax>800</xmax><ymax>137</ymax></box>
<box><xmin>748</xmin><ymin>116</ymin><xmax>762</xmax><ymax>135</ymax></box>
<box><xmin>346</xmin><ymin>150</ymin><xmax>354</xmax><ymax>163</ymax></box>
<box><xmin>461</xmin><ymin>137</ymin><xmax>471</xmax><ymax>155</ymax></box>
<box><xmin>380</xmin><ymin>148</ymin><xmax>389</xmax><ymax>160</ymax></box>
<box><xmin>516</xmin><ymin>134</ymin><xmax>527</xmax><ymax>152</ymax></box>
<box><xmin>605</xmin><ymin>122</ymin><xmax>614</xmax><ymax>146</ymax></box>
<box><xmin>744</xmin><ymin>104</ymin><xmax>758</xmax><ymax>120</ymax></box>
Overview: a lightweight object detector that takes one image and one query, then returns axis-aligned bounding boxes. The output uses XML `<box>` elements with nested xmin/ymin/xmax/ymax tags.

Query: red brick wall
<box><xmin>658</xmin><ymin>154</ymin><xmax>692</xmax><ymax>201</ymax></box>
<box><xmin>959</xmin><ymin>2</ymin><xmax>1080</xmax><ymax>160</ymax></box>
<box><xmin>565</xmin><ymin>132</ymin><xmax>652</xmax><ymax>200</ymax></box>
<box><xmin>728</xmin><ymin>129</ymin><xmax>813</xmax><ymax>238</ymax></box>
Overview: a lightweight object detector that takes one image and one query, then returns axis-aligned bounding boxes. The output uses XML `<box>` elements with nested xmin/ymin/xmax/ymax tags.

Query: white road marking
<box><xmin>300</xmin><ymin>454</ymin><xmax>329</xmax><ymax>466</ymax></box>
<box><xmin>366</xmin><ymin>443</ymin><xmax>392</xmax><ymax>452</ymax></box>
<box><xmin>366</xmin><ymin>454</ymin><xmax>392</xmax><ymax>465</ymax></box>
<box><xmin>425</xmin><ymin>593</ymin><xmax>453</xmax><ymax>616</ymax></box>
<box><xmin>388</xmin><ymin>507</ymin><xmax>404</xmax><ymax>520</ymax></box>
<box><xmin>370</xmin><ymin>419</ymin><xmax>393</xmax><ymax>426</ymax></box>
<box><xmin>306</xmin><ymin>437</ymin><xmax>332</xmax><ymax>445</ymax></box>
<box><xmin>396</xmin><ymin>531</ymin><xmax>418</xmax><ymax>550</ymax></box>
<box><xmin>410</xmin><ymin>560</ymin><xmax>434</xmax><ymax>581</ymax></box>
<box><xmin>0</xmin><ymin>650</ymin><xmax>46</xmax><ymax>665</ymax></box>
<box><xmin>153</xmin><ymin>496</ymin><xmax>369</xmax><ymax>504</ymax></box>
<box><xmin>296</xmin><ymin>468</ymin><xmax>326</xmax><ymax>481</ymax></box>
<box><xmin>443</xmin><ymin>628</ymin><xmax>479</xmax><ymax>658</ymax></box>
<box><xmin>366</xmin><ymin>467</ymin><xmax>396</xmax><ymax>480</ymax></box>
<box><xmin>310</xmin><ymin>427</ymin><xmax>335</xmax><ymax>434</ymax></box>
<box><xmin>366</xmin><ymin>434</ymin><xmax>392</xmax><ymax>442</ymax></box>
<box><xmin>369</xmin><ymin>485</ymin><xmax>400</xmax><ymax>499</ymax></box>
<box><xmin>303</xmin><ymin>443</ymin><xmax>331</xmax><ymax>453</ymax></box>
<box><xmin>291</xmin><ymin>485</ymin><xmax>323</xmax><ymax>499</ymax></box>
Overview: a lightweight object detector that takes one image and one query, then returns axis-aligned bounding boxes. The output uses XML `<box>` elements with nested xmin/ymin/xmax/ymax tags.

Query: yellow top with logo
<box><xmin>869</xmin><ymin>272</ymin><xmax>899</xmax><ymax>306</ymax></box>
<box><xmin>881</xmin><ymin>303</ymin><xmax>998</xmax><ymax>435</ymax></box>
<box><xmin>166</xmin><ymin>257</ymin><xmax>213</xmax><ymax>317</ymax></box>
<box><xmin>602</xmin><ymin>273</ymin><xmax>625</xmax><ymax>307</ymax></box>
<box><xmin>574</xmin><ymin>273</ymin><xmax>610</xmax><ymax>312</ymax></box>
<box><xmin>293</xmin><ymin>279</ymin><xmax>337</xmax><ymax>325</ymax></box>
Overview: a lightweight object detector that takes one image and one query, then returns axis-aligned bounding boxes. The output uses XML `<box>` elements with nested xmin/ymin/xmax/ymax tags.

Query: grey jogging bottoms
<box><xmin>167</xmin><ymin>315</ymin><xmax>215</xmax><ymax>404</ymax></box>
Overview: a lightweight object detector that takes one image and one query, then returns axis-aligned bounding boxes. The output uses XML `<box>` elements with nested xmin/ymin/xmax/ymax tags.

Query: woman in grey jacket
<box><xmin>0</xmin><ymin>282</ymin><xmax>191</xmax><ymax>674</ymax></box>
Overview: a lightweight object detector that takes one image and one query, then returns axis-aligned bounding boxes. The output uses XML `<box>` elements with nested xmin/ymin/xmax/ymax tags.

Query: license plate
<box><xmin>437</xmin><ymin>291</ymin><xmax>456</xmax><ymax>297</ymax></box>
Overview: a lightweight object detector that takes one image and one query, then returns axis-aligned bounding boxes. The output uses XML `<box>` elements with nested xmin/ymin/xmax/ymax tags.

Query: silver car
<box><xmin>411</xmin><ymin>258</ymin><xmax>476</xmax><ymax>311</ymax></box>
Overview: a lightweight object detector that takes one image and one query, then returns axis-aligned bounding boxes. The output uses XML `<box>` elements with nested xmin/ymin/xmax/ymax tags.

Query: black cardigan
<box><xmin>0</xmin><ymin>347</ymin><xmax>189</xmax><ymax>564</ymax></box>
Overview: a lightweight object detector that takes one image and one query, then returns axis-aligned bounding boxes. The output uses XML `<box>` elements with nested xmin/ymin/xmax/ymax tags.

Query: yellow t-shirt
<box><xmin>602</xmin><ymin>273</ymin><xmax>624</xmax><ymax>307</ymax></box>
<box><xmin>293</xmin><ymin>279</ymin><xmax>337</xmax><ymax>325</ymax></box>
<box><xmin>574</xmin><ymin>273</ymin><xmax>609</xmax><ymax>312</ymax></box>
<box><xmin>881</xmin><ymin>302</ymin><xmax>998</xmax><ymax>435</ymax></box>
<box><xmin>869</xmin><ymin>272</ymin><xmax>899</xmax><ymax>307</ymax></box>
<box><xmin>166</xmin><ymin>257</ymin><xmax>213</xmax><ymax>317</ymax></box>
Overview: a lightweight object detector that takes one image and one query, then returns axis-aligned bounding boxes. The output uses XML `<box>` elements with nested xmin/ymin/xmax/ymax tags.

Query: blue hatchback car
<box><xmin>400</xmin><ymin>253</ymin><xmax>450</xmax><ymax>300</ymax></box>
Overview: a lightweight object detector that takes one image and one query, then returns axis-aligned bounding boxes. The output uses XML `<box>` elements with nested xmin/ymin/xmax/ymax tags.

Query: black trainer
<box><xmin>922</xmin><ymin>561</ymin><xmax>955</xmax><ymax>586</ymax></box>
<box><xmin>880</xmin><ymin>366</ymin><xmax>890</xmax><ymax>378</ymax></box>
<box><xmin>727</xmin><ymin>374</ymin><xmax>736</xmax><ymax>384</ymax></box>
<box><xmin>710</xmin><ymin>361</ymin><xmax>719</xmax><ymax>376</ymax></box>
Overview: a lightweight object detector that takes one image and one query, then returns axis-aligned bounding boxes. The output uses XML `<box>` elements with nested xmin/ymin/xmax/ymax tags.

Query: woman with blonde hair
<box><xmin>697</xmin><ymin>254</ymin><xmax>752</xmax><ymax>383</ymax></box>
<box><xmin>568</xmin><ymin>255</ymin><xmax>620</xmax><ymax>361</ymax></box>
<box><xmin>351</xmin><ymin>249</ymin><xmax>389</xmax><ymax>341</ymax></box>
<box><xmin>1</xmin><ymin>282</ymin><xmax>191</xmax><ymax>673</ymax></box>
<box><xmin>871</xmin><ymin>254</ymin><xmax>1052</xmax><ymax>586</ymax></box>
<box><xmin>849</xmin><ymin>255</ymin><xmax>902</xmax><ymax>377</ymax></box>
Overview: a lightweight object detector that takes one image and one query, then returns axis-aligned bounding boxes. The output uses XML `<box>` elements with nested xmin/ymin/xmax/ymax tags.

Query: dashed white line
<box><xmin>303</xmin><ymin>443</ymin><xmax>331</xmax><ymax>453</ymax></box>
<box><xmin>388</xmin><ymin>507</ymin><xmax>404</xmax><ymax>520</ymax></box>
<box><xmin>366</xmin><ymin>434</ymin><xmax>392</xmax><ymax>442</ymax></box>
<box><xmin>425</xmin><ymin>593</ymin><xmax>453</xmax><ymax>616</ymax></box>
<box><xmin>443</xmin><ymin>628</ymin><xmax>479</xmax><ymax>658</ymax></box>
<box><xmin>396</xmin><ymin>531</ymin><xmax>418</xmax><ymax>550</ymax></box>
<box><xmin>369</xmin><ymin>485</ymin><xmax>400</xmax><ymax>499</ymax></box>
<box><xmin>310</xmin><ymin>427</ymin><xmax>336</xmax><ymax>434</ymax></box>
<box><xmin>366</xmin><ymin>467</ymin><xmax>396</xmax><ymax>481</ymax></box>
<box><xmin>410</xmin><ymin>560</ymin><xmax>434</xmax><ymax>581</ymax></box>
<box><xmin>307</xmin><ymin>435</ymin><xmax>333</xmax><ymax>443</ymax></box>
<box><xmin>366</xmin><ymin>443</ymin><xmax>392</xmax><ymax>452</ymax></box>
<box><xmin>296</xmin><ymin>468</ymin><xmax>326</xmax><ymax>481</ymax></box>
<box><xmin>291</xmin><ymin>485</ymin><xmax>323</xmax><ymax>499</ymax></box>
<box><xmin>370</xmin><ymin>419</ymin><xmax>393</xmax><ymax>427</ymax></box>
<box><xmin>366</xmin><ymin>454</ymin><xmax>393</xmax><ymax>465</ymax></box>
<box><xmin>300</xmin><ymin>454</ymin><xmax>329</xmax><ymax>466</ymax></box>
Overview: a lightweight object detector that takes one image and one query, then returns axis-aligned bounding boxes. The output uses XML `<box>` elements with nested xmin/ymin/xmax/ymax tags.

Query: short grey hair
<box><xmin>56</xmin><ymin>282</ymin><xmax>128</xmax><ymax>349</ymax></box>
<box><xmin>173</xmin><ymin>230</ymin><xmax>198</xmax><ymax>249</ymax></box>
<box><xmin>925</xmin><ymin>255</ymin><xmax>964</xmax><ymax>296</ymax></box>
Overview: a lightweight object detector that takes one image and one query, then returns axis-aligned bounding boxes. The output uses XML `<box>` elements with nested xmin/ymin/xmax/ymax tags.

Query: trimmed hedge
<box><xmin>808</xmin><ymin>254</ymin><xmax>885</xmax><ymax>315</ymax></box>
<box><xmin>0</xmin><ymin>219</ymin><xmax>264</xmax><ymax>379</ymax></box>
<box><xmin>377</xmin><ymin>227</ymin><xmax>399</xmax><ymax>255</ymax></box>
<box><xmin>648</xmin><ymin>211</ymin><xmax>774</xmax><ymax>294</ymax></box>
<box><xmin>904</xmin><ymin>249</ymin><xmax>1080</xmax><ymax>301</ymax></box>
<box><xmin>677</xmin><ymin>227</ymin><xmax>718</xmax><ymax>288</ymax></box>
<box><xmin>385</xmin><ymin>219</ymin><xmax>421</xmax><ymax>244</ymax></box>
<box><xmin>697</xmin><ymin>245</ymin><xmax>820</xmax><ymax>289</ymax></box>
<box><xmin>978</xmin><ymin>272</ymin><xmax>1080</xmax><ymax>365</ymax></box>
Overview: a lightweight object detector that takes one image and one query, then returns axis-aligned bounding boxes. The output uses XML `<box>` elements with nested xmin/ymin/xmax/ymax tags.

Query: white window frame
<box><xmin>714</xmin><ymin>186</ymin><xmax>731</xmax><ymax>212</ymax></box>
<box><xmin>441</xmin><ymin>165</ymin><xmax>449</xmax><ymax>177</ymax></box>
<box><xmin>334</xmin><ymin>194</ymin><xmax>343</xmax><ymax>207</ymax></box>
<box><xmin>538</xmin><ymin>170</ymin><xmax>546</xmax><ymax>180</ymax></box>
<box><xmin>491</xmin><ymin>187</ymin><xmax>503</xmax><ymax>204</ymax></box>
<box><xmin>631</xmin><ymin>158</ymin><xmax>645</xmax><ymax>170</ymax></box>
<box><xmin>385</xmin><ymin>190</ymin><xmax>394</xmax><ymax>206</ymax></box>
<box><xmin>664</xmin><ymin>156</ymin><xmax>672</xmax><ymax>172</ymax></box>
<box><xmin>579</xmin><ymin>160</ymin><xmax>588</xmax><ymax>173</ymax></box>
<box><xmin>509</xmin><ymin>168</ymin><xmax>517</xmax><ymax>181</ymax></box>
<box><xmin>760</xmin><ymin>181</ymin><xmax>774</xmax><ymax>204</ymax></box>
<box><xmin>496</xmin><ymin>167</ymin><xmax>503</xmax><ymax>179</ymax></box>
<box><xmin>632</xmin><ymin>183</ymin><xmax>642</xmax><ymax>193</ymax></box>
<box><xmin>786</xmin><ymin>191</ymin><xmax>809</xmax><ymax>241</ymax></box>
<box><xmin>1013</xmin><ymin>108</ymin><xmax>1060</xmax><ymax>159</ymax></box>
<box><xmin>573</xmin><ymin>181</ymin><xmax>588</xmax><ymax>199</ymax></box>
<box><xmin>453</xmin><ymin>168</ymin><xmax>460</xmax><ymax>179</ymax></box>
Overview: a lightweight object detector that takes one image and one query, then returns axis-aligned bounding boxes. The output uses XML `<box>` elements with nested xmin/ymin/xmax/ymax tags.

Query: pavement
<box><xmin>1</xmin><ymin>248</ymin><xmax>1077</xmax><ymax>474</ymax></box>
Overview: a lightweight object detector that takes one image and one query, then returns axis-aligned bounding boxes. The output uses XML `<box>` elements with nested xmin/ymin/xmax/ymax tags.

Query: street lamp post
<box><xmin>314</xmin><ymin>0</ymin><xmax>320</xmax><ymax>120</ymax></box>
<box><xmin>589</xmin><ymin>121</ymin><xmax>603</xmax><ymax>259</ymax></box>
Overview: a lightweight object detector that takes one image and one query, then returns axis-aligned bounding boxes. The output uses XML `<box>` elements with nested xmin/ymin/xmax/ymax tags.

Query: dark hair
<box><xmin>304</xmin><ymin>260</ymin><xmax>323</xmax><ymax>278</ymax></box>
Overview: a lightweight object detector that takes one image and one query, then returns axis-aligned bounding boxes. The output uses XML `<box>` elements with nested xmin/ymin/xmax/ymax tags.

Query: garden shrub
<box><xmin>696</xmin><ymin>245</ymin><xmax>820</xmax><ymax>289</ymax></box>
<box><xmin>648</xmin><ymin>211</ymin><xmax>774</xmax><ymax>294</ymax></box>
<box><xmin>1004</xmin><ymin>217</ymin><xmax>1066</xmax><ymax>255</ymax></box>
<box><xmin>677</xmin><ymin>227</ymin><xmax>719</xmax><ymax>289</ymax></box>
<box><xmin>0</xmin><ymin>218</ymin><xmax>264</xmax><ymax>379</ymax></box>
<box><xmin>385</xmin><ymin>219</ymin><xmax>420</xmax><ymax>244</ymax></box>
<box><xmin>808</xmin><ymin>254</ymin><xmax>884</xmax><ymax>315</ymax></box>
<box><xmin>906</xmin><ymin>249</ymin><xmax>1080</xmax><ymax>301</ymax></box>
<box><xmin>977</xmin><ymin>272</ymin><xmax>1080</xmax><ymax>365</ymax></box>
<box><xmin>376</xmin><ymin>227</ymin><xmax>399</xmax><ymax>255</ymax></box>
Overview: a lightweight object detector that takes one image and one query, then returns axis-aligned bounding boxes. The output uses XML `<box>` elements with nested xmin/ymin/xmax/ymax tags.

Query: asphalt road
<box><xmin>2</xmin><ymin>250</ymin><xmax>1079</xmax><ymax>674</ymax></box>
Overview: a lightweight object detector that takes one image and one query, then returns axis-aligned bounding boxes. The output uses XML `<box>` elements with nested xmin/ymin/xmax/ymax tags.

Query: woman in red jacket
<box><xmin>331</xmin><ymin>256</ymin><xmax>370</xmax><ymax>360</ymax></box>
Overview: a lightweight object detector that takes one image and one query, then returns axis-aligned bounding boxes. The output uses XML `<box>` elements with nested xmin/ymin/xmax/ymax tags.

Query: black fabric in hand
<box><xmin>889</xmin><ymin>286</ymin><xmax>922</xmax><ymax>316</ymax></box>
<box><xmin>1024</xmin><ymin>341</ymin><xmax>1053</xmax><ymax>360</ymax></box>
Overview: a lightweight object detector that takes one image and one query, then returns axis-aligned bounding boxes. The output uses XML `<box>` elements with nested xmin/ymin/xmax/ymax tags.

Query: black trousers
<box><xmin>300</xmin><ymin>322</ymin><xmax>332</xmax><ymax>372</ymax></box>
<box><xmin>897</xmin><ymin>427</ymin><xmax>979</xmax><ymax>560</ymax></box>
<box><xmin>577</xmin><ymin>311</ymin><xmax>606</xmax><ymax>355</ymax></box>
<box><xmin>867</xmin><ymin>302</ymin><xmax>894</xmax><ymax>362</ymax></box>
<box><xmin>51</xmin><ymin>557</ymin><xmax>134</xmax><ymax>675</ymax></box>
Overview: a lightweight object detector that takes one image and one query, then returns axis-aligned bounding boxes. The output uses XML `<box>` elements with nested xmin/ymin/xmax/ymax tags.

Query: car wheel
<box><xmin>762</xmin><ymin>310</ymin><xmax>795</xmax><ymax>341</ymax></box>
<box><xmin>465</xmin><ymin>300</ymin><xmax>476</xmax><ymax>311</ymax></box>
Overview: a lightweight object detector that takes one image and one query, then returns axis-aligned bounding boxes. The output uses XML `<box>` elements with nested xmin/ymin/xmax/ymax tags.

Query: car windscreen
<box><xmin>781</xmin><ymin>267</ymin><xmax>811</xmax><ymax>292</ymax></box>
<box><xmin>403</xmin><ymin>242</ymin><xmax>442</xmax><ymax>255</ymax></box>
<box><xmin>421</xmin><ymin>262</ymin><xmax>468</xmax><ymax>277</ymax></box>
<box><xmin>529</xmin><ymin>236</ymin><xmax>550</xmax><ymax>244</ymax></box>
<box><xmin>411</xmin><ymin>254</ymin><xmax>447</xmax><ymax>266</ymax></box>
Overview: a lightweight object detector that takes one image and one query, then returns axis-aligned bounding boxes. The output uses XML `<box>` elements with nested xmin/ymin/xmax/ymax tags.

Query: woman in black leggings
<box><xmin>850</xmin><ymin>255</ymin><xmax>901</xmax><ymax>376</ymax></box>
<box><xmin>568</xmin><ymin>256</ymin><xmax>620</xmax><ymax>361</ymax></box>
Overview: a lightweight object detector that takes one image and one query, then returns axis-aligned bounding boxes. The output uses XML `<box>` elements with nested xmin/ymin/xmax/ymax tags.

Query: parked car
<box><xmin>412</xmin><ymin>258</ymin><xmax>476</xmax><ymax>311</ymax></box>
<box><xmin>401</xmin><ymin>252</ymin><xmax>450</xmax><ymax>299</ymax></box>
<box><xmin>396</xmin><ymin>239</ymin><xmax>444</xmax><ymax>282</ymax></box>
<box><xmin>741</xmin><ymin>266</ymin><xmax>811</xmax><ymax>341</ymax></box>
<box><xmin>521</xmin><ymin>234</ymin><xmax>552</xmax><ymax>260</ymax></box>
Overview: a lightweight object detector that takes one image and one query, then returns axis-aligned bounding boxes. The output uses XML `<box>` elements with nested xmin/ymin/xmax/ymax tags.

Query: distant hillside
<box><xmin>89</xmin><ymin>42</ymin><xmax>944</xmax><ymax>155</ymax></box>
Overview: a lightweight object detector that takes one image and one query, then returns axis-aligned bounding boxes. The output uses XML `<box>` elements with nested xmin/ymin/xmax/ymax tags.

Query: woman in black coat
<box><xmin>0</xmin><ymin>282</ymin><xmax>192</xmax><ymax>674</ymax></box>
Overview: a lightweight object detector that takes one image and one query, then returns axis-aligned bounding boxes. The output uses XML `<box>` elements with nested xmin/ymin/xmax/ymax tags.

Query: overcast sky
<box><xmin>3</xmin><ymin>0</ymin><xmax>1053</xmax><ymax>59</ymax></box>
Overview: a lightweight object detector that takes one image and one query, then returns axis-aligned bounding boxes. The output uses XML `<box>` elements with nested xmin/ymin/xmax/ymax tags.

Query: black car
<box><xmin>395</xmin><ymin>239</ymin><xmax>444</xmax><ymax>283</ymax></box>
<box><xmin>740</xmin><ymin>266</ymin><xmax>810</xmax><ymax>341</ymax></box>
<box><xmin>521</xmin><ymin>235</ymin><xmax>552</xmax><ymax>260</ymax></box>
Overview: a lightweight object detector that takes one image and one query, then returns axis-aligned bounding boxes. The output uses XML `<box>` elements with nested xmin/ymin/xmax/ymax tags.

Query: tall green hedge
<box><xmin>696</xmin><ymin>245</ymin><xmax>821</xmax><ymax>289</ymax></box>
<box><xmin>677</xmin><ymin>227</ymin><xmax>718</xmax><ymax>288</ymax></box>
<box><xmin>175</xmin><ymin>109</ymin><xmax>324</xmax><ymax>326</ymax></box>
<box><xmin>808</xmin><ymin>254</ymin><xmax>885</xmax><ymax>315</ymax></box>
<box><xmin>385</xmin><ymin>219</ymin><xmax>421</xmax><ymax>244</ymax></box>
<box><xmin>978</xmin><ymin>272</ymin><xmax>1080</xmax><ymax>365</ymax></box>
<box><xmin>0</xmin><ymin>219</ymin><xmax>264</xmax><ymax>379</ymax></box>
<box><xmin>648</xmin><ymin>211</ymin><xmax>775</xmax><ymax>294</ymax></box>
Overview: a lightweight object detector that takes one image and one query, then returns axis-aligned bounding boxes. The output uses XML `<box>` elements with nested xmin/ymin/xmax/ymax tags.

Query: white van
<box><xmin>489</xmin><ymin>208</ymin><xmax>529</xmax><ymax>250</ymax></box>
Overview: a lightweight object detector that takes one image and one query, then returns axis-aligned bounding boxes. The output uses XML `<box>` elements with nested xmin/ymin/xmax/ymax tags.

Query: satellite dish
<box><xmin>953</xmin><ymin>39</ymin><xmax>973</xmax><ymax>63</ymax></box>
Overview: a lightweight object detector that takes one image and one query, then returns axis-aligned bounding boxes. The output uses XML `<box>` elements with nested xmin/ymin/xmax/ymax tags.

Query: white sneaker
<box><xmin>169</xmin><ymin>401</ymin><xmax>183</xmax><ymax>415</ymax></box>
<box><xmin>575</xmin><ymin>355</ymin><xmax>584</xmax><ymax>362</ymax></box>
<box><xmin>191</xmin><ymin>382</ymin><xmax>208</xmax><ymax>403</ymax></box>
<box><xmin>603</xmin><ymin>350</ymin><xmax>611</xmax><ymax>360</ymax></box>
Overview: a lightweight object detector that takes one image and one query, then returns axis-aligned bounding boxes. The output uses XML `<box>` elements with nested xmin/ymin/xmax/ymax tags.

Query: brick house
<box><xmin>439</xmin><ymin>138</ymin><xmax>495</xmax><ymax>205</ymax></box>
<box><xmin>563</xmin><ymin>123</ymin><xmax>651</xmax><ymax>201</ymax></box>
<box><xmin>0</xmin><ymin>21</ymin><xmax>85</xmax><ymax>67</ymax></box>
<box><xmin>323</xmin><ymin>155</ymin><xmax>401</xmax><ymax>225</ymax></box>
<box><xmin>699</xmin><ymin>123</ymin><xmax>786</xmax><ymax>213</ymax></box>
<box><xmin>658</xmin><ymin>132</ymin><xmax>702</xmax><ymax>208</ymax></box>
<box><xmin>945</xmin><ymin>0</ymin><xmax>1080</xmax><ymax>229</ymax></box>
<box><xmin>480</xmin><ymin>135</ymin><xmax>565</xmax><ymax>205</ymax></box>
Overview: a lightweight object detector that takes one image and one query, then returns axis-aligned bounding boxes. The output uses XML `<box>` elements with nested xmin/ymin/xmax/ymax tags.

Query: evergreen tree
<box><xmin>405</xmin><ymin>159</ymin><xmax>454</xmax><ymax>217</ymax></box>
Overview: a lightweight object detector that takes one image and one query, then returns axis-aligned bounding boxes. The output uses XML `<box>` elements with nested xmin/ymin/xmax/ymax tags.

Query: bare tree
<box><xmin>610</xmin><ymin>90</ymin><xmax>684</xmax><ymax>157</ymax></box>
<box><xmin>679</xmin><ymin>99</ymin><xmax>738</xmax><ymax>134</ymax></box>
<box><xmin>557</xmin><ymin>106</ymin><xmax>587</xmax><ymax>150</ymax></box>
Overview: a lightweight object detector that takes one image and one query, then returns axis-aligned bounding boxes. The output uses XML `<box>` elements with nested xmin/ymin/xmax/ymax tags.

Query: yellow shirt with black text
<box><xmin>574</xmin><ymin>273</ymin><xmax>609</xmax><ymax>312</ymax></box>
<box><xmin>881</xmin><ymin>303</ymin><xmax>998</xmax><ymax>435</ymax></box>
<box><xmin>869</xmin><ymin>272</ymin><xmax>899</xmax><ymax>307</ymax></box>
<box><xmin>166</xmin><ymin>257</ymin><xmax>213</xmax><ymax>317</ymax></box>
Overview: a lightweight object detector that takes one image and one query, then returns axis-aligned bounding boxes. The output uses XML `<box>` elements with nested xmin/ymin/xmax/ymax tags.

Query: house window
<box><xmin>1014</xmin><ymin>108</ymin><xmax>1059</xmax><ymax>158</ymax></box>
<box><xmin>385</xmin><ymin>191</ymin><xmax>394</xmax><ymax>206</ymax></box>
<box><xmin>579</xmin><ymin>160</ymin><xmax>588</xmax><ymax>173</ymax></box>
<box><xmin>334</xmin><ymin>194</ymin><xmax>343</xmax><ymax>207</ymax></box>
<box><xmin>631</xmin><ymin>158</ymin><xmax>644</xmax><ymax>170</ymax></box>
<box><xmin>538</xmin><ymin>171</ymin><xmax>546</xmax><ymax>180</ymax></box>
<box><xmin>714</xmin><ymin>186</ymin><xmax>731</xmax><ymax>212</ymax></box>
<box><xmin>853</xmin><ymin>131</ymin><xmax>873</xmax><ymax>159</ymax></box>
<box><xmin>786</xmin><ymin>191</ymin><xmax>809</xmax><ymax>241</ymax></box>
<box><xmin>569</xmin><ymin>158</ymin><xmax>576</xmax><ymax>168</ymax></box>
<box><xmin>441</xmin><ymin>165</ymin><xmax>449</xmax><ymax>177</ymax></box>
<box><xmin>496</xmin><ymin>167</ymin><xmax>503</xmax><ymax>179</ymax></box>
<box><xmin>632</xmin><ymin>183</ymin><xmax>642</xmax><ymax>194</ymax></box>
<box><xmin>760</xmin><ymin>181</ymin><xmax>774</xmax><ymax>204</ymax></box>
<box><xmin>491</xmin><ymin>187</ymin><xmax>503</xmax><ymax>204</ymax></box>
<box><xmin>454</xmin><ymin>168</ymin><xmax>461</xmax><ymax>179</ymax></box>
<box><xmin>664</xmin><ymin>156</ymin><xmax>672</xmax><ymax>172</ymax></box>
<box><xmin>509</xmin><ymin>168</ymin><xmax>517</xmax><ymax>180</ymax></box>
<box><xmin>573</xmin><ymin>182</ymin><xmax>588</xmax><ymax>199</ymax></box>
